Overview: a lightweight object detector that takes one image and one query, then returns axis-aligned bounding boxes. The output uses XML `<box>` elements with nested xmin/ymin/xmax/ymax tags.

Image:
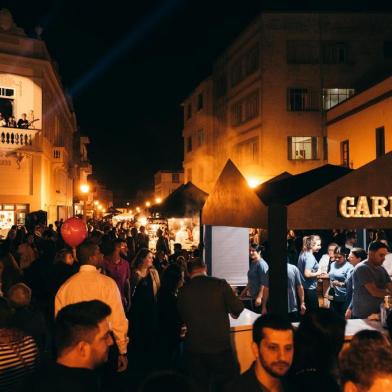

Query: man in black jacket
<box><xmin>177</xmin><ymin>257</ymin><xmax>244</xmax><ymax>391</ymax></box>
<box><xmin>226</xmin><ymin>314</ymin><xmax>294</xmax><ymax>392</ymax></box>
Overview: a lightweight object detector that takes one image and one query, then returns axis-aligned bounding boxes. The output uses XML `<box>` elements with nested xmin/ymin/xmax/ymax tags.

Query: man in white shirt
<box><xmin>55</xmin><ymin>242</ymin><xmax>129</xmax><ymax>372</ymax></box>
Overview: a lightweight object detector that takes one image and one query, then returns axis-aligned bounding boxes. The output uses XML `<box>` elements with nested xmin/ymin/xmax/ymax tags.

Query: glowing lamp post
<box><xmin>155</xmin><ymin>197</ymin><xmax>162</xmax><ymax>204</ymax></box>
<box><xmin>80</xmin><ymin>184</ymin><xmax>90</xmax><ymax>222</ymax></box>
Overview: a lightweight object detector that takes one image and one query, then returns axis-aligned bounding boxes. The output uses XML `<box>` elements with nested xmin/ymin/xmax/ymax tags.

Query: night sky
<box><xmin>3</xmin><ymin>1</ymin><xmax>392</xmax><ymax>203</ymax></box>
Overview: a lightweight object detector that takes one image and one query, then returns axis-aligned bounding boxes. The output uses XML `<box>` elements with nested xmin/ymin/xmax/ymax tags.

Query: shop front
<box><xmin>0</xmin><ymin>203</ymin><xmax>29</xmax><ymax>238</ymax></box>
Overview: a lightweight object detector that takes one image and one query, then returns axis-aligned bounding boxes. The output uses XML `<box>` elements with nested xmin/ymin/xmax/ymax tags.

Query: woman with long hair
<box><xmin>129</xmin><ymin>248</ymin><xmax>160</xmax><ymax>370</ymax></box>
<box><xmin>297</xmin><ymin>235</ymin><xmax>324</xmax><ymax>311</ymax></box>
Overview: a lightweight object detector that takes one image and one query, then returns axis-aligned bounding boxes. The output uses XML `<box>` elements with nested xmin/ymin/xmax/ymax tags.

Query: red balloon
<box><xmin>60</xmin><ymin>217</ymin><xmax>87</xmax><ymax>248</ymax></box>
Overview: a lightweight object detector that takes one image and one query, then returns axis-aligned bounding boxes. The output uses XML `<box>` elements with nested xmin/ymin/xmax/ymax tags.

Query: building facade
<box><xmin>327</xmin><ymin>75</ymin><xmax>392</xmax><ymax>168</ymax></box>
<box><xmin>182</xmin><ymin>78</ymin><xmax>214</xmax><ymax>192</ymax></box>
<box><xmin>183</xmin><ymin>12</ymin><xmax>392</xmax><ymax>191</ymax></box>
<box><xmin>154</xmin><ymin>170</ymin><xmax>184</xmax><ymax>200</ymax></box>
<box><xmin>0</xmin><ymin>9</ymin><xmax>77</xmax><ymax>235</ymax></box>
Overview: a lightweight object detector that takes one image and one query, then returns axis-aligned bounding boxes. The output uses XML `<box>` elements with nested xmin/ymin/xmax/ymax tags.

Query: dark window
<box><xmin>341</xmin><ymin>140</ymin><xmax>350</xmax><ymax>167</ymax></box>
<box><xmin>197</xmin><ymin>93</ymin><xmax>203</xmax><ymax>111</ymax></box>
<box><xmin>172</xmin><ymin>173</ymin><xmax>180</xmax><ymax>183</ymax></box>
<box><xmin>323</xmin><ymin>136</ymin><xmax>328</xmax><ymax>161</ymax></box>
<box><xmin>215</xmin><ymin>74</ymin><xmax>227</xmax><ymax>99</ymax></box>
<box><xmin>231</xmin><ymin>91</ymin><xmax>259</xmax><ymax>126</ymax></box>
<box><xmin>187</xmin><ymin>103</ymin><xmax>192</xmax><ymax>119</ymax></box>
<box><xmin>186</xmin><ymin>136</ymin><xmax>192</xmax><ymax>152</ymax></box>
<box><xmin>376</xmin><ymin>127</ymin><xmax>385</xmax><ymax>158</ymax></box>
<box><xmin>287</xmin><ymin>88</ymin><xmax>319</xmax><ymax>112</ymax></box>
<box><xmin>287</xmin><ymin>41</ymin><xmax>319</xmax><ymax>64</ymax></box>
<box><xmin>384</xmin><ymin>41</ymin><xmax>392</xmax><ymax>59</ymax></box>
<box><xmin>322</xmin><ymin>42</ymin><xmax>348</xmax><ymax>64</ymax></box>
<box><xmin>187</xmin><ymin>168</ymin><xmax>192</xmax><ymax>182</ymax></box>
<box><xmin>245</xmin><ymin>46</ymin><xmax>259</xmax><ymax>74</ymax></box>
<box><xmin>197</xmin><ymin>129</ymin><xmax>205</xmax><ymax>147</ymax></box>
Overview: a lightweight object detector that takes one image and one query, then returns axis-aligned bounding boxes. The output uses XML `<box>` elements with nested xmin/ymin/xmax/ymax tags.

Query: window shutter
<box><xmin>311</xmin><ymin>137</ymin><xmax>318</xmax><ymax>159</ymax></box>
<box><xmin>287</xmin><ymin>137</ymin><xmax>293</xmax><ymax>160</ymax></box>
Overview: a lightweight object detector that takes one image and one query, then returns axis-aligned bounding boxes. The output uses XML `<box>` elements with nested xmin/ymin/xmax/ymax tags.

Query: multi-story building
<box><xmin>183</xmin><ymin>12</ymin><xmax>392</xmax><ymax>190</ymax></box>
<box><xmin>0</xmin><ymin>9</ymin><xmax>77</xmax><ymax>235</ymax></box>
<box><xmin>154</xmin><ymin>170</ymin><xmax>184</xmax><ymax>200</ymax></box>
<box><xmin>327</xmin><ymin>75</ymin><xmax>392</xmax><ymax>168</ymax></box>
<box><xmin>182</xmin><ymin>78</ymin><xmax>214</xmax><ymax>192</ymax></box>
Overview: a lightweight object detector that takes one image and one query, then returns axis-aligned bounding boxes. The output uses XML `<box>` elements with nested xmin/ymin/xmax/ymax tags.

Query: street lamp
<box><xmin>145</xmin><ymin>201</ymin><xmax>151</xmax><ymax>207</ymax></box>
<box><xmin>155</xmin><ymin>197</ymin><xmax>162</xmax><ymax>204</ymax></box>
<box><xmin>80</xmin><ymin>184</ymin><xmax>90</xmax><ymax>222</ymax></box>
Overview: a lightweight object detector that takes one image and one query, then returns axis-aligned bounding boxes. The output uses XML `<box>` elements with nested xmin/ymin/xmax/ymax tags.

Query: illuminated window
<box><xmin>287</xmin><ymin>88</ymin><xmax>319</xmax><ymax>111</ymax></box>
<box><xmin>323</xmin><ymin>88</ymin><xmax>355</xmax><ymax>110</ymax></box>
<box><xmin>288</xmin><ymin>137</ymin><xmax>319</xmax><ymax>160</ymax></box>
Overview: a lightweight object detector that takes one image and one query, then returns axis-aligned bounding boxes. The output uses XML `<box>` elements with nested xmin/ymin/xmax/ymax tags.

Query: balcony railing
<box><xmin>0</xmin><ymin>127</ymin><xmax>39</xmax><ymax>150</ymax></box>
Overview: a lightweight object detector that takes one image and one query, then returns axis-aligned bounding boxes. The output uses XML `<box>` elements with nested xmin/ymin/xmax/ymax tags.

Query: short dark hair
<box><xmin>250</xmin><ymin>243</ymin><xmax>264</xmax><ymax>254</ymax></box>
<box><xmin>350</xmin><ymin>247</ymin><xmax>367</xmax><ymax>261</ymax></box>
<box><xmin>340</xmin><ymin>338</ymin><xmax>392</xmax><ymax>389</ymax></box>
<box><xmin>76</xmin><ymin>242</ymin><xmax>99</xmax><ymax>265</ymax></box>
<box><xmin>187</xmin><ymin>257</ymin><xmax>206</xmax><ymax>273</ymax></box>
<box><xmin>132</xmin><ymin>247</ymin><xmax>152</xmax><ymax>269</ymax></box>
<box><xmin>252</xmin><ymin>314</ymin><xmax>293</xmax><ymax>346</ymax></box>
<box><xmin>368</xmin><ymin>241</ymin><xmax>389</xmax><ymax>253</ymax></box>
<box><xmin>55</xmin><ymin>300</ymin><xmax>111</xmax><ymax>355</ymax></box>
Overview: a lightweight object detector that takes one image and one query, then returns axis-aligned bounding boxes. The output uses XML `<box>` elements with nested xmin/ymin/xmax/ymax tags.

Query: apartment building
<box><xmin>154</xmin><ymin>169</ymin><xmax>184</xmax><ymax>200</ymax></box>
<box><xmin>0</xmin><ymin>9</ymin><xmax>77</xmax><ymax>234</ymax></box>
<box><xmin>183</xmin><ymin>12</ymin><xmax>392</xmax><ymax>190</ymax></box>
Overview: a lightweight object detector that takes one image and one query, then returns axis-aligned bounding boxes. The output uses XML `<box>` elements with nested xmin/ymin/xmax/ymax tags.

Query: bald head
<box><xmin>8</xmin><ymin>283</ymin><xmax>32</xmax><ymax>308</ymax></box>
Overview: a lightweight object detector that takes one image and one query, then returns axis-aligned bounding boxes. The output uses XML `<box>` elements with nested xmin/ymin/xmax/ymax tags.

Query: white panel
<box><xmin>211</xmin><ymin>226</ymin><xmax>249</xmax><ymax>286</ymax></box>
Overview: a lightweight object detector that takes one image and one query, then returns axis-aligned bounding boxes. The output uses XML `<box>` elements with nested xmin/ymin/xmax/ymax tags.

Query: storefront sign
<box><xmin>338</xmin><ymin>196</ymin><xmax>392</xmax><ymax>218</ymax></box>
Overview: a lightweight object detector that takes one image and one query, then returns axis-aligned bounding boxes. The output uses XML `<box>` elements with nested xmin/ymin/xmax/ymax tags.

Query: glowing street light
<box><xmin>145</xmin><ymin>201</ymin><xmax>151</xmax><ymax>207</ymax></box>
<box><xmin>94</xmin><ymin>200</ymin><xmax>99</xmax><ymax>206</ymax></box>
<box><xmin>155</xmin><ymin>197</ymin><xmax>162</xmax><ymax>204</ymax></box>
<box><xmin>247</xmin><ymin>178</ymin><xmax>261</xmax><ymax>189</ymax></box>
<box><xmin>80</xmin><ymin>184</ymin><xmax>90</xmax><ymax>194</ymax></box>
<box><xmin>136</xmin><ymin>206</ymin><xmax>140</xmax><ymax>213</ymax></box>
<box><xmin>98</xmin><ymin>205</ymin><xmax>103</xmax><ymax>211</ymax></box>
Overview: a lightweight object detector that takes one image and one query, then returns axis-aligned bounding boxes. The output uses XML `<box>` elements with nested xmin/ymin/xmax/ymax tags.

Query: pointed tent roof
<box><xmin>256</xmin><ymin>164</ymin><xmax>352</xmax><ymax>206</ymax></box>
<box><xmin>151</xmin><ymin>182</ymin><xmax>208</xmax><ymax>218</ymax></box>
<box><xmin>287</xmin><ymin>152</ymin><xmax>392</xmax><ymax>229</ymax></box>
<box><xmin>202</xmin><ymin>160</ymin><xmax>268</xmax><ymax>228</ymax></box>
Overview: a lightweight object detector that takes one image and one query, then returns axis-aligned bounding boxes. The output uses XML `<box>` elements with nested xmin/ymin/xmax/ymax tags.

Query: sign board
<box><xmin>338</xmin><ymin>196</ymin><xmax>392</xmax><ymax>218</ymax></box>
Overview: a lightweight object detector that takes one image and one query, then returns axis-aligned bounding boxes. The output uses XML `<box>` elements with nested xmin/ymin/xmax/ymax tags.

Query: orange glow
<box><xmin>247</xmin><ymin>178</ymin><xmax>261</xmax><ymax>189</ymax></box>
<box><xmin>80</xmin><ymin>184</ymin><xmax>90</xmax><ymax>193</ymax></box>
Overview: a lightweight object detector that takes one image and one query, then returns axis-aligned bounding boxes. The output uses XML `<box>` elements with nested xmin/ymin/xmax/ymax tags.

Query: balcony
<box><xmin>0</xmin><ymin>127</ymin><xmax>39</xmax><ymax>151</ymax></box>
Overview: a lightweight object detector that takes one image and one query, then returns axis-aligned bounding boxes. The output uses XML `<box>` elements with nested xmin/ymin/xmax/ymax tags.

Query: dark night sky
<box><xmin>3</xmin><ymin>1</ymin><xmax>392</xmax><ymax>203</ymax></box>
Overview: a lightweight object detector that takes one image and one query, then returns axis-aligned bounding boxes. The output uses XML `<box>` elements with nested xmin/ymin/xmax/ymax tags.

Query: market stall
<box><xmin>203</xmin><ymin>153</ymin><xmax>392</xmax><ymax>314</ymax></box>
<box><xmin>150</xmin><ymin>182</ymin><xmax>208</xmax><ymax>251</ymax></box>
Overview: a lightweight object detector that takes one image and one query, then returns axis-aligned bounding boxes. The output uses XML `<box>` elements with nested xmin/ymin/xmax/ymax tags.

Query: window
<box><xmin>230</xmin><ymin>45</ymin><xmax>259</xmax><ymax>87</ymax></box>
<box><xmin>287</xmin><ymin>88</ymin><xmax>319</xmax><ymax>111</ymax></box>
<box><xmin>341</xmin><ymin>140</ymin><xmax>350</xmax><ymax>167</ymax></box>
<box><xmin>215</xmin><ymin>74</ymin><xmax>227</xmax><ymax>99</ymax></box>
<box><xmin>322</xmin><ymin>42</ymin><xmax>348</xmax><ymax>64</ymax></box>
<box><xmin>384</xmin><ymin>41</ymin><xmax>392</xmax><ymax>59</ymax></box>
<box><xmin>245</xmin><ymin>46</ymin><xmax>260</xmax><ymax>75</ymax></box>
<box><xmin>288</xmin><ymin>136</ymin><xmax>319</xmax><ymax>160</ymax></box>
<box><xmin>172</xmin><ymin>173</ymin><xmax>180</xmax><ymax>183</ymax></box>
<box><xmin>323</xmin><ymin>88</ymin><xmax>355</xmax><ymax>110</ymax></box>
<box><xmin>197</xmin><ymin>129</ymin><xmax>205</xmax><ymax>147</ymax></box>
<box><xmin>155</xmin><ymin>173</ymin><xmax>162</xmax><ymax>185</ymax></box>
<box><xmin>187</xmin><ymin>103</ymin><xmax>192</xmax><ymax>119</ymax></box>
<box><xmin>197</xmin><ymin>93</ymin><xmax>203</xmax><ymax>111</ymax></box>
<box><xmin>376</xmin><ymin>127</ymin><xmax>385</xmax><ymax>158</ymax></box>
<box><xmin>235</xmin><ymin>138</ymin><xmax>259</xmax><ymax>165</ymax></box>
<box><xmin>187</xmin><ymin>168</ymin><xmax>192</xmax><ymax>182</ymax></box>
<box><xmin>186</xmin><ymin>136</ymin><xmax>192</xmax><ymax>152</ymax></box>
<box><xmin>231</xmin><ymin>91</ymin><xmax>260</xmax><ymax>126</ymax></box>
<box><xmin>0</xmin><ymin>88</ymin><xmax>15</xmax><ymax>98</ymax></box>
<box><xmin>287</xmin><ymin>41</ymin><xmax>319</xmax><ymax>64</ymax></box>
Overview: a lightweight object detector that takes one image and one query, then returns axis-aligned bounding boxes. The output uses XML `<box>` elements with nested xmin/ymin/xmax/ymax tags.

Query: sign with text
<box><xmin>338</xmin><ymin>196</ymin><xmax>392</xmax><ymax>218</ymax></box>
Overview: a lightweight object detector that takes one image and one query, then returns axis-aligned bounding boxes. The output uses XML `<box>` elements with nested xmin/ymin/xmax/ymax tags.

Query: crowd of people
<box><xmin>1</xmin><ymin>222</ymin><xmax>392</xmax><ymax>391</ymax></box>
<box><xmin>0</xmin><ymin>111</ymin><xmax>36</xmax><ymax>129</ymax></box>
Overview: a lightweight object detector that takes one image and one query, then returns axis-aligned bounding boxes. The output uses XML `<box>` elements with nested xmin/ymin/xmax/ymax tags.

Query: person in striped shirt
<box><xmin>0</xmin><ymin>297</ymin><xmax>39</xmax><ymax>392</ymax></box>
